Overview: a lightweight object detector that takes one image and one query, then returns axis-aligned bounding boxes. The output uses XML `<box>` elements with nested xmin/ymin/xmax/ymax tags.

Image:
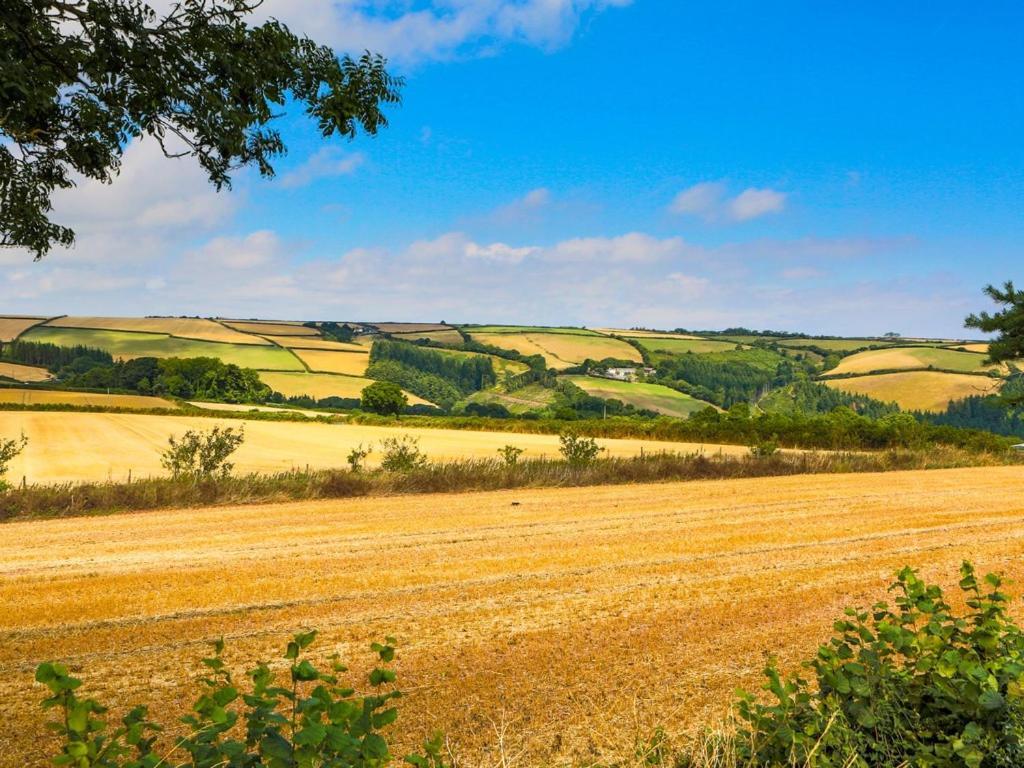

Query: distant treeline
<box><xmin>0</xmin><ymin>339</ymin><xmax>112</xmax><ymax>370</ymax></box>
<box><xmin>760</xmin><ymin>380</ymin><xmax>899</xmax><ymax>419</ymax></box>
<box><xmin>916</xmin><ymin>392</ymin><xmax>1024</xmax><ymax>438</ymax></box>
<box><xmin>656</xmin><ymin>352</ymin><xmax>797</xmax><ymax>408</ymax></box>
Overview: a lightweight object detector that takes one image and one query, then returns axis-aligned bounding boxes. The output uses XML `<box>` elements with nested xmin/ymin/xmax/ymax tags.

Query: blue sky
<box><xmin>5</xmin><ymin>1</ymin><xmax>1022</xmax><ymax>337</ymax></box>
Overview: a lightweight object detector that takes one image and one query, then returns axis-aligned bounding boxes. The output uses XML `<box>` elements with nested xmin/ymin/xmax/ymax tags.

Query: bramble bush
<box><xmin>735</xmin><ymin>562</ymin><xmax>1024</xmax><ymax>768</ymax></box>
<box><xmin>160</xmin><ymin>426</ymin><xmax>245</xmax><ymax>481</ymax></box>
<box><xmin>36</xmin><ymin>632</ymin><xmax>446</xmax><ymax>768</ymax></box>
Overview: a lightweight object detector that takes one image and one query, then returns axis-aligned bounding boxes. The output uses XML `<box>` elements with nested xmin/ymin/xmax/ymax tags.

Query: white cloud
<box><xmin>183</xmin><ymin>230</ymin><xmax>286</xmax><ymax>270</ymax></box>
<box><xmin>486</xmin><ymin>187</ymin><xmax>553</xmax><ymax>225</ymax></box>
<box><xmin>248</xmin><ymin>0</ymin><xmax>632</xmax><ymax>64</ymax></box>
<box><xmin>728</xmin><ymin>187</ymin><xmax>787</xmax><ymax>221</ymax></box>
<box><xmin>279</xmin><ymin>148</ymin><xmax>364</xmax><ymax>189</ymax></box>
<box><xmin>669</xmin><ymin>181</ymin><xmax>787</xmax><ymax>223</ymax></box>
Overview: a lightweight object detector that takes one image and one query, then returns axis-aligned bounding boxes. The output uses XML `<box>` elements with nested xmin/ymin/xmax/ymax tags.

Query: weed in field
<box><xmin>160</xmin><ymin>426</ymin><xmax>244</xmax><ymax>481</ymax></box>
<box><xmin>0</xmin><ymin>434</ymin><xmax>26</xmax><ymax>491</ymax></box>
<box><xmin>348</xmin><ymin>443</ymin><xmax>373</xmax><ymax>473</ymax></box>
<box><xmin>749</xmin><ymin>437</ymin><xmax>779</xmax><ymax>458</ymax></box>
<box><xmin>497</xmin><ymin>444</ymin><xmax>524</xmax><ymax>466</ymax></box>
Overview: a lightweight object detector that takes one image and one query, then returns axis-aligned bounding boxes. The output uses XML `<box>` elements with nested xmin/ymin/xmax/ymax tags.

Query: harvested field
<box><xmin>0</xmin><ymin>316</ymin><xmax>51</xmax><ymax>342</ymax></box>
<box><xmin>564</xmin><ymin>375</ymin><xmax>713</xmax><ymax>417</ymax></box>
<box><xmin>0</xmin><ymin>363</ymin><xmax>52</xmax><ymax>383</ymax></box>
<box><xmin>827</xmin><ymin>346</ymin><xmax>997</xmax><ymax>375</ymax></box>
<box><xmin>20</xmin><ymin>327</ymin><xmax>303</xmax><ymax>370</ymax></box>
<box><xmin>1</xmin><ymin>467</ymin><xmax>1022</xmax><ymax>767</ymax></box>
<box><xmin>475</xmin><ymin>332</ymin><xmax>641</xmax><ymax>368</ymax></box>
<box><xmin>0</xmin><ymin>411</ymin><xmax>750</xmax><ymax>484</ymax></box>
<box><xmin>951</xmin><ymin>343</ymin><xmax>990</xmax><ymax>354</ymax></box>
<box><xmin>372</xmin><ymin>323</ymin><xmax>452</xmax><ymax>334</ymax></box>
<box><xmin>187</xmin><ymin>401</ymin><xmax>321</xmax><ymax>418</ymax></box>
<box><xmin>291</xmin><ymin>348</ymin><xmax>370</xmax><ymax>376</ymax></box>
<box><xmin>823</xmin><ymin>371</ymin><xmax>1003</xmax><ymax>411</ymax></box>
<box><xmin>777</xmin><ymin>338</ymin><xmax>892</xmax><ymax>352</ymax></box>
<box><xmin>43</xmin><ymin>316</ymin><xmax>268</xmax><ymax>345</ymax></box>
<box><xmin>256</xmin><ymin>371</ymin><xmax>430</xmax><ymax>403</ymax></box>
<box><xmin>464</xmin><ymin>325</ymin><xmax>599</xmax><ymax>336</ymax></box>
<box><xmin>594</xmin><ymin>328</ymin><xmax>701</xmax><ymax>339</ymax></box>
<box><xmin>0</xmin><ymin>388</ymin><xmax>178</xmax><ymax>410</ymax></box>
<box><xmin>221</xmin><ymin>321</ymin><xmax>319</xmax><ymax>337</ymax></box>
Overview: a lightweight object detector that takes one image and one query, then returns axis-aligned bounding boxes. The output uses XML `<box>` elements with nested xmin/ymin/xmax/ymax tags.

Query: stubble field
<box><xmin>0</xmin><ymin>467</ymin><xmax>1022</xmax><ymax>767</ymax></box>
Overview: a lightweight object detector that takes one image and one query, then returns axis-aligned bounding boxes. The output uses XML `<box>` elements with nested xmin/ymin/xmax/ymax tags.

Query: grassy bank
<box><xmin>1</xmin><ymin>445</ymin><xmax>1014</xmax><ymax>522</ymax></box>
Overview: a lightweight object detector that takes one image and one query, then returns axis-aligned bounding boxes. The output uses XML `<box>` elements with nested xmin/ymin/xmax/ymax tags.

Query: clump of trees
<box><xmin>1</xmin><ymin>339</ymin><xmax>112</xmax><ymax>371</ymax></box>
<box><xmin>161</xmin><ymin>426</ymin><xmax>245</xmax><ymax>481</ymax></box>
<box><xmin>367</xmin><ymin>340</ymin><xmax>497</xmax><ymax>410</ymax></box>
<box><xmin>361</xmin><ymin>381</ymin><xmax>408</xmax><ymax>416</ymax></box>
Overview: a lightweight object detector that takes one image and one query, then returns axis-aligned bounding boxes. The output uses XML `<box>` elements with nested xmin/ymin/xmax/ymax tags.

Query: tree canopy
<box><xmin>965</xmin><ymin>281</ymin><xmax>1024</xmax><ymax>365</ymax></box>
<box><xmin>1</xmin><ymin>0</ymin><xmax>402</xmax><ymax>258</ymax></box>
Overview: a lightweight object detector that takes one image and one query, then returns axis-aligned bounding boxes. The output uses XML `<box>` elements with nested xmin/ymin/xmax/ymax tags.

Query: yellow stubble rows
<box><xmin>1</xmin><ymin>467</ymin><xmax>1023</xmax><ymax>766</ymax></box>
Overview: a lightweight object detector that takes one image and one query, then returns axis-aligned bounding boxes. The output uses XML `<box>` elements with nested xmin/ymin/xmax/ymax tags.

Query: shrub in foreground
<box><xmin>37</xmin><ymin>632</ymin><xmax>445</xmax><ymax>768</ymax></box>
<box><xmin>735</xmin><ymin>562</ymin><xmax>1024</xmax><ymax>768</ymax></box>
<box><xmin>0</xmin><ymin>434</ymin><xmax>27</xmax><ymax>491</ymax></box>
<box><xmin>161</xmin><ymin>426</ymin><xmax>245</xmax><ymax>481</ymax></box>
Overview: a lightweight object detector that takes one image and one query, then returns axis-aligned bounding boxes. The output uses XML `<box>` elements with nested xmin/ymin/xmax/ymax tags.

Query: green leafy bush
<box><xmin>558</xmin><ymin>432</ymin><xmax>603</xmax><ymax>466</ymax></box>
<box><xmin>379</xmin><ymin>435</ymin><xmax>428</xmax><ymax>472</ymax></box>
<box><xmin>737</xmin><ymin>562</ymin><xmax>1024</xmax><ymax>768</ymax></box>
<box><xmin>497</xmin><ymin>444</ymin><xmax>524</xmax><ymax>466</ymax></box>
<box><xmin>347</xmin><ymin>443</ymin><xmax>373</xmax><ymax>473</ymax></box>
<box><xmin>160</xmin><ymin>426</ymin><xmax>244</xmax><ymax>481</ymax></box>
<box><xmin>360</xmin><ymin>380</ymin><xmax>408</xmax><ymax>417</ymax></box>
<box><xmin>749</xmin><ymin>436</ymin><xmax>779</xmax><ymax>458</ymax></box>
<box><xmin>36</xmin><ymin>632</ymin><xmax>445</xmax><ymax>768</ymax></box>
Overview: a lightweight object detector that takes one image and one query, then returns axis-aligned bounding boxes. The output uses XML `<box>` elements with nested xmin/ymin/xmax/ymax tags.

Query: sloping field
<box><xmin>0</xmin><ymin>316</ymin><xmax>51</xmax><ymax>342</ymax></box>
<box><xmin>564</xmin><ymin>375</ymin><xmax>711</xmax><ymax>417</ymax></box>
<box><xmin>954</xmin><ymin>343</ymin><xmax>990</xmax><ymax>354</ymax></box>
<box><xmin>255</xmin><ymin>371</ymin><xmax>426</xmax><ymax>403</ymax></box>
<box><xmin>630</xmin><ymin>336</ymin><xmax>739</xmax><ymax>355</ymax></box>
<box><xmin>291</xmin><ymin>349</ymin><xmax>370</xmax><ymax>376</ymax></box>
<box><xmin>476</xmin><ymin>332</ymin><xmax>642</xmax><ymax>368</ymax></box>
<box><xmin>594</xmin><ymin>328</ymin><xmax>701</xmax><ymax>339</ymax></box>
<box><xmin>823</xmin><ymin>371</ymin><xmax>1003</xmax><ymax>411</ymax></box>
<box><xmin>221</xmin><ymin>321</ymin><xmax>319</xmax><ymax>337</ymax></box>
<box><xmin>0</xmin><ymin>388</ymin><xmax>178</xmax><ymax>410</ymax></box>
<box><xmin>0</xmin><ymin>363</ymin><xmax>52</xmax><ymax>383</ymax></box>
<box><xmin>21</xmin><ymin>328</ymin><xmax>303</xmax><ymax>370</ymax></box>
<box><xmin>372</xmin><ymin>323</ymin><xmax>452</xmax><ymax>334</ymax></box>
<box><xmin>433</xmin><ymin>347</ymin><xmax>530</xmax><ymax>375</ymax></box>
<box><xmin>0</xmin><ymin>411</ymin><xmax>747</xmax><ymax>484</ymax></box>
<box><xmin>390</xmin><ymin>329</ymin><xmax>464</xmax><ymax>345</ymax></box>
<box><xmin>827</xmin><ymin>346</ymin><xmax>996</xmax><ymax>375</ymax></box>
<box><xmin>260</xmin><ymin>335</ymin><xmax>364</xmax><ymax>351</ymax></box>
<box><xmin>1</xmin><ymin>468</ymin><xmax>1023</xmax><ymax>766</ymax></box>
<box><xmin>462</xmin><ymin>383</ymin><xmax>559</xmax><ymax>414</ymax></box>
<box><xmin>465</xmin><ymin>325</ymin><xmax>598</xmax><ymax>335</ymax></box>
<box><xmin>777</xmin><ymin>338</ymin><xmax>892</xmax><ymax>352</ymax></box>
<box><xmin>44</xmin><ymin>316</ymin><xmax>268</xmax><ymax>345</ymax></box>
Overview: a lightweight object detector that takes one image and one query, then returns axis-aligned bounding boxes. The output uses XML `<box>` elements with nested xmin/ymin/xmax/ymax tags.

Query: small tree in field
<box><xmin>361</xmin><ymin>381</ymin><xmax>407</xmax><ymax>416</ymax></box>
<box><xmin>347</xmin><ymin>443</ymin><xmax>372</xmax><ymax>473</ymax></box>
<box><xmin>558</xmin><ymin>432</ymin><xmax>603</xmax><ymax>466</ymax></box>
<box><xmin>161</xmin><ymin>426</ymin><xmax>244</xmax><ymax>481</ymax></box>
<box><xmin>0</xmin><ymin>435</ymin><xmax>28</xmax><ymax>491</ymax></box>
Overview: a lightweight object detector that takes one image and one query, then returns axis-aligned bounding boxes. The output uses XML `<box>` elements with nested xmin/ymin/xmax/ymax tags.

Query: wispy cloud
<box><xmin>669</xmin><ymin>181</ymin><xmax>787</xmax><ymax>223</ymax></box>
<box><xmin>279</xmin><ymin>148</ymin><xmax>364</xmax><ymax>189</ymax></box>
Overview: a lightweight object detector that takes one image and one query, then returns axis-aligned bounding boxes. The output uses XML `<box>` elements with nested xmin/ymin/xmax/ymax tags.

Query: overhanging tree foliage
<box><xmin>1</xmin><ymin>0</ymin><xmax>402</xmax><ymax>258</ymax></box>
<box><xmin>966</xmin><ymin>281</ymin><xmax>1023</xmax><ymax>405</ymax></box>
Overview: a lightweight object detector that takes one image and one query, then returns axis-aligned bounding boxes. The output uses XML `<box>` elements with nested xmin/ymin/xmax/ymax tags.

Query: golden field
<box><xmin>292</xmin><ymin>348</ymin><xmax>371</xmax><ymax>375</ymax></box>
<box><xmin>221</xmin><ymin>320</ymin><xmax>320</xmax><ymax>337</ymax></box>
<box><xmin>823</xmin><ymin>370</ymin><xmax>1003</xmax><ymax>411</ymax></box>
<box><xmin>255</xmin><ymin>371</ymin><xmax>429</xmax><ymax>404</ymax></box>
<box><xmin>0</xmin><ymin>411</ymin><xmax>747</xmax><ymax>484</ymax></box>
<box><xmin>0</xmin><ymin>388</ymin><xmax>177</xmax><ymax>410</ymax></box>
<box><xmin>0</xmin><ymin>316</ymin><xmax>50</xmax><ymax>342</ymax></box>
<box><xmin>44</xmin><ymin>316</ymin><xmax>268</xmax><ymax>345</ymax></box>
<box><xmin>1</xmin><ymin>467</ymin><xmax>1022</xmax><ymax>766</ymax></box>
<box><xmin>0</xmin><ymin>363</ymin><xmax>52</xmax><ymax>383</ymax></box>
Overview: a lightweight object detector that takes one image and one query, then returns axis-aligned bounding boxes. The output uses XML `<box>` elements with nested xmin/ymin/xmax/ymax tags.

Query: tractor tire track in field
<box><xmin>2</xmin><ymin>467</ymin><xmax>1024</xmax><ymax>767</ymax></box>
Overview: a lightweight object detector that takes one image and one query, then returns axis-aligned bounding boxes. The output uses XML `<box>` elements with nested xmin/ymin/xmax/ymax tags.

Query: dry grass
<box><xmin>0</xmin><ymin>389</ymin><xmax>178</xmax><ymax>411</ymax></box>
<box><xmin>221</xmin><ymin>320</ymin><xmax>320</xmax><ymax>337</ymax></box>
<box><xmin>0</xmin><ymin>317</ymin><xmax>50</xmax><ymax>342</ymax></box>
<box><xmin>291</xmin><ymin>348</ymin><xmax>370</xmax><ymax>376</ymax></box>
<box><xmin>472</xmin><ymin>332</ymin><xmax>641</xmax><ymax>368</ymax></box>
<box><xmin>0</xmin><ymin>363</ymin><xmax>52</xmax><ymax>383</ymax></box>
<box><xmin>391</xmin><ymin>329</ymin><xmax>465</xmax><ymax>345</ymax></box>
<box><xmin>0</xmin><ymin>410</ymin><xmax>750</xmax><ymax>484</ymax></box>
<box><xmin>1</xmin><ymin>467</ymin><xmax>1022</xmax><ymax>767</ymax></box>
<box><xmin>827</xmin><ymin>347</ymin><xmax>998</xmax><ymax>375</ymax></box>
<box><xmin>592</xmin><ymin>328</ymin><xmax>702</xmax><ymax>339</ymax></box>
<box><xmin>43</xmin><ymin>316</ymin><xmax>269</xmax><ymax>345</ymax></box>
<box><xmin>823</xmin><ymin>371</ymin><xmax>1003</xmax><ymax>411</ymax></box>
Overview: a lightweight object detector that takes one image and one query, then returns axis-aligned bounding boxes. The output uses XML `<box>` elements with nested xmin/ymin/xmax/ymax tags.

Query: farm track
<box><xmin>1</xmin><ymin>467</ymin><xmax>1023</xmax><ymax>766</ymax></box>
